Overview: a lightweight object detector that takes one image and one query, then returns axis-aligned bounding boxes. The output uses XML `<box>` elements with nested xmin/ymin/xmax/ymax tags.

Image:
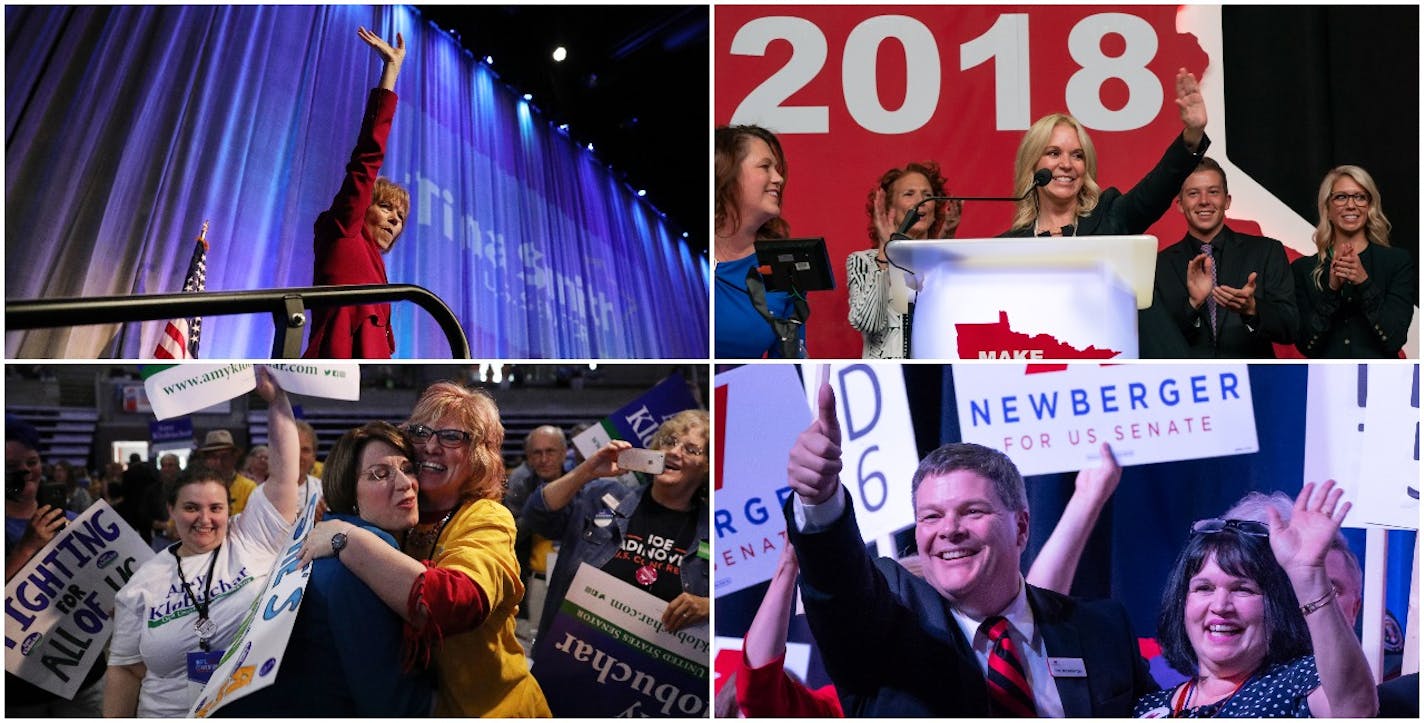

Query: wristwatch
<box><xmin>331</xmin><ymin>531</ymin><xmax>348</xmax><ymax>557</ymax></box>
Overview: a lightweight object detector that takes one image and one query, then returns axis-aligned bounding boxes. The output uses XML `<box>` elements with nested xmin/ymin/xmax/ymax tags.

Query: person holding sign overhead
<box><xmin>1000</xmin><ymin>68</ymin><xmax>1209</xmax><ymax>239</ymax></box>
<box><xmin>782</xmin><ymin>381</ymin><xmax>1154</xmax><ymax>716</ymax></box>
<box><xmin>523</xmin><ymin>410</ymin><xmax>712</xmax><ymax>663</ymax></box>
<box><xmin>103</xmin><ymin>369</ymin><xmax>301</xmax><ymax>717</ymax></box>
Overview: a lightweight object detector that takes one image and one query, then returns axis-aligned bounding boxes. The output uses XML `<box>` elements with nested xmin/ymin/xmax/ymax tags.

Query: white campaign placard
<box><xmin>144</xmin><ymin>364</ymin><xmax>256</xmax><ymax>421</ymax></box>
<box><xmin>264</xmin><ymin>363</ymin><xmax>361</xmax><ymax>400</ymax></box>
<box><xmin>713</xmin><ymin>365</ymin><xmax>809</xmax><ymax>596</ymax></box>
<box><xmin>953</xmin><ymin>365</ymin><xmax>1258</xmax><ymax>476</ymax></box>
<box><xmin>1305</xmin><ymin>364</ymin><xmax>1419</xmax><ymax>530</ymax></box>
<box><xmin>801</xmin><ymin>363</ymin><xmax>920</xmax><ymax>543</ymax></box>
<box><xmin>145</xmin><ymin>363</ymin><xmax>364</xmax><ymax>421</ymax></box>
<box><xmin>5</xmin><ymin>502</ymin><xmax>155</xmax><ymax>699</ymax></box>
<box><xmin>190</xmin><ymin>492</ymin><xmax>321</xmax><ymax>717</ymax></box>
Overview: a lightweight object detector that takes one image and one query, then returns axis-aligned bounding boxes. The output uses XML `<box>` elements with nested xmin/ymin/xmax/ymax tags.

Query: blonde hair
<box><xmin>406</xmin><ymin>382</ymin><xmax>506</xmax><ymax>502</ymax></box>
<box><xmin>371</xmin><ymin>177</ymin><xmax>410</xmax><ymax>249</ymax></box>
<box><xmin>1308</xmin><ymin>165</ymin><xmax>1392</xmax><ymax>290</ymax></box>
<box><xmin>1009</xmin><ymin>114</ymin><xmax>1102</xmax><ymax>232</ymax></box>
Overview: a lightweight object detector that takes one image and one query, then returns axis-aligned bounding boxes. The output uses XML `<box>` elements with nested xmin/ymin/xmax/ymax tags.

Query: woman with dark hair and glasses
<box><xmin>1292</xmin><ymin>165</ymin><xmax>1417</xmax><ymax>357</ymax></box>
<box><xmin>524</xmin><ymin>410</ymin><xmax>711</xmax><ymax>663</ymax></box>
<box><xmin>1135</xmin><ymin>481</ymin><xmax>1377</xmax><ymax>718</ymax></box>
<box><xmin>216</xmin><ymin>422</ymin><xmax>431</xmax><ymax>715</ymax></box>
<box><xmin>301</xmin><ymin>382</ymin><xmax>549</xmax><ymax>717</ymax></box>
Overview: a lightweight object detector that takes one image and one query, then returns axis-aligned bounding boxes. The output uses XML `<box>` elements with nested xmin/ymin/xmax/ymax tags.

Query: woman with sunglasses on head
<box><xmin>1135</xmin><ymin>480</ymin><xmax>1377</xmax><ymax>718</ymax></box>
<box><xmin>523</xmin><ymin>410</ymin><xmax>711</xmax><ymax>665</ymax></box>
<box><xmin>301</xmin><ymin>382</ymin><xmax>549</xmax><ymax>717</ymax></box>
<box><xmin>1292</xmin><ymin>166</ymin><xmax>1417</xmax><ymax>358</ymax></box>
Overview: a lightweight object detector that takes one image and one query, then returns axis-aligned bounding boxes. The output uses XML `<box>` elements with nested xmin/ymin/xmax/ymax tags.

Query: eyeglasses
<box><xmin>363</xmin><ymin>462</ymin><xmax>416</xmax><ymax>483</ymax></box>
<box><xmin>1329</xmin><ymin>192</ymin><xmax>1370</xmax><ymax>207</ymax></box>
<box><xmin>1190</xmin><ymin>518</ymin><xmax>1269</xmax><ymax>538</ymax></box>
<box><xmin>406</xmin><ymin>424</ymin><xmax>473</xmax><ymax>448</ymax></box>
<box><xmin>654</xmin><ymin>436</ymin><xmax>706</xmax><ymax>458</ymax></box>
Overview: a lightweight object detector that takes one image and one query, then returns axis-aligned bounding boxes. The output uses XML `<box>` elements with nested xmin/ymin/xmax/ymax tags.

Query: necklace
<box><xmin>1171</xmin><ymin>673</ymin><xmax>1252</xmax><ymax>718</ymax></box>
<box><xmin>402</xmin><ymin>504</ymin><xmax>460</xmax><ymax>561</ymax></box>
<box><xmin>171</xmin><ymin>543</ymin><xmax>222</xmax><ymax>651</ymax></box>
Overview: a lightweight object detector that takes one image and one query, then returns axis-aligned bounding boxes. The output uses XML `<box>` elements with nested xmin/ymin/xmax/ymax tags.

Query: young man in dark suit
<box><xmin>782</xmin><ymin>383</ymin><xmax>1156</xmax><ymax>716</ymax></box>
<box><xmin>1149</xmin><ymin>158</ymin><xmax>1297</xmax><ymax>357</ymax></box>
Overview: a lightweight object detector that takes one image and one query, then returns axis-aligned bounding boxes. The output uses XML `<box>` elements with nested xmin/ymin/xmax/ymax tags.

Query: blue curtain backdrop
<box><xmin>5</xmin><ymin>5</ymin><xmax>709</xmax><ymax>359</ymax></box>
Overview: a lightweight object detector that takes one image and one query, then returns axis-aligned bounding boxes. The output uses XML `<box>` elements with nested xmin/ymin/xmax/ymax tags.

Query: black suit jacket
<box><xmin>1148</xmin><ymin>225</ymin><xmax>1297</xmax><ymax>358</ymax></box>
<box><xmin>785</xmin><ymin>488</ymin><xmax>1156</xmax><ymax>717</ymax></box>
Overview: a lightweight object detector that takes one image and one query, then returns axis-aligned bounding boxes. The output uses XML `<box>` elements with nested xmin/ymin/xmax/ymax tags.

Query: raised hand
<box><xmin>1187</xmin><ymin>252</ymin><xmax>1214</xmax><ymax>308</ymax></box>
<box><xmin>872</xmin><ymin>187</ymin><xmax>897</xmax><ymax>249</ymax></box>
<box><xmin>939</xmin><ymin>198</ymin><xmax>963</xmax><ymax>239</ymax></box>
<box><xmin>357</xmin><ymin>26</ymin><xmax>405</xmax><ymax>66</ymax></box>
<box><xmin>1074</xmin><ymin>442</ymin><xmax>1121</xmax><ymax>503</ymax></box>
<box><xmin>787</xmin><ymin>381</ymin><xmax>843</xmax><ymax>506</ymax></box>
<box><xmin>358</xmin><ymin>27</ymin><xmax>406</xmax><ymax>91</ymax></box>
<box><xmin>1212</xmin><ymin>272</ymin><xmax>1258</xmax><ymax>316</ymax></box>
<box><xmin>1174</xmin><ymin>68</ymin><xmax>1207</xmax><ymax>148</ymax></box>
<box><xmin>1267</xmin><ymin>480</ymin><xmax>1350</xmax><ymax>578</ymax></box>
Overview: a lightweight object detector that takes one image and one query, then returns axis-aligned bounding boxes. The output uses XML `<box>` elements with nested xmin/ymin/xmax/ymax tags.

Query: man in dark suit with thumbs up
<box><xmin>782</xmin><ymin>381</ymin><xmax>1156</xmax><ymax>716</ymax></box>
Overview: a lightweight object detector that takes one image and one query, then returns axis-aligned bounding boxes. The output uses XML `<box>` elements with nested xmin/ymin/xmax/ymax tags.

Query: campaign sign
<box><xmin>145</xmin><ymin>363</ymin><xmax>364</xmax><ymax>421</ymax></box>
<box><xmin>144</xmin><ymin>364</ymin><xmax>256</xmax><ymax>421</ymax></box>
<box><xmin>801</xmin><ymin>363</ymin><xmax>920</xmax><ymax>543</ymax></box>
<box><xmin>5</xmin><ymin>502</ymin><xmax>155</xmax><ymax>699</ymax></box>
<box><xmin>572</xmin><ymin>372</ymin><xmax>700</xmax><ymax>459</ymax></box>
<box><xmin>190</xmin><ymin>492</ymin><xmax>321</xmax><ymax>717</ymax></box>
<box><xmin>534</xmin><ymin>563</ymin><xmax>709</xmax><ymax>717</ymax></box>
<box><xmin>953</xmin><ymin>365</ymin><xmax>1258</xmax><ymax>476</ymax></box>
<box><xmin>265</xmin><ymin>363</ymin><xmax>361</xmax><ymax>401</ymax></box>
<box><xmin>1305</xmin><ymin>364</ymin><xmax>1419</xmax><ymax>530</ymax></box>
<box><xmin>149</xmin><ymin>416</ymin><xmax>194</xmax><ymax>445</ymax></box>
<box><xmin>713</xmin><ymin>365</ymin><xmax>810</xmax><ymax>596</ymax></box>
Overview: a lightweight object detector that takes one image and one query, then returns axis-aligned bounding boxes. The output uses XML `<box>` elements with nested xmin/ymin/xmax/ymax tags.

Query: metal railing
<box><xmin>6</xmin><ymin>284</ymin><xmax>470</xmax><ymax>358</ymax></box>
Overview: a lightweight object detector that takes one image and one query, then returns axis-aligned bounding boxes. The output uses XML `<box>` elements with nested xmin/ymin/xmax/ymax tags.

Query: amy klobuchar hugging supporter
<box><xmin>216</xmin><ymin>422</ymin><xmax>432</xmax><ymax>716</ymax></box>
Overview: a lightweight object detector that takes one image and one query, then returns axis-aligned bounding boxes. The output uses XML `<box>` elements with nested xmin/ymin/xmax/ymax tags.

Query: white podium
<box><xmin>884</xmin><ymin>235</ymin><xmax>1158</xmax><ymax>360</ymax></box>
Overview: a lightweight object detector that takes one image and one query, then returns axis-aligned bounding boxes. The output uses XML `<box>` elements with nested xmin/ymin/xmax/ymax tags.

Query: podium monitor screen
<box><xmin>754</xmin><ymin>237</ymin><xmax>835</xmax><ymax>293</ymax></box>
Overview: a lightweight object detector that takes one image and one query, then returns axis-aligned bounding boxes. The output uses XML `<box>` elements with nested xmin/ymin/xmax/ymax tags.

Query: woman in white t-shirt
<box><xmin>103</xmin><ymin>371</ymin><xmax>301</xmax><ymax>717</ymax></box>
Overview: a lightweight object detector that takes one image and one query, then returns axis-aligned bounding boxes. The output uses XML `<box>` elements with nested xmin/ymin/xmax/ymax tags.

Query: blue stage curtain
<box><xmin>5</xmin><ymin>5</ymin><xmax>709</xmax><ymax>358</ymax></box>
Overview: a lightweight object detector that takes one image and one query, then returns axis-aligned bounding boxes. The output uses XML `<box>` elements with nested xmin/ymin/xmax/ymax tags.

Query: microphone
<box><xmin>888</xmin><ymin>169</ymin><xmax>1052</xmax><ymax>241</ymax></box>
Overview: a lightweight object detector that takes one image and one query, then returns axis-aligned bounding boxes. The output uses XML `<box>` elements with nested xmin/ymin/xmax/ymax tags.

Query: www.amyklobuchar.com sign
<box><xmin>533</xmin><ymin>563</ymin><xmax>709</xmax><ymax>717</ymax></box>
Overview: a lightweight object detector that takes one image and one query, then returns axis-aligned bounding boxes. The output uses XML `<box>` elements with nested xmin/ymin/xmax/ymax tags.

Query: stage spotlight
<box><xmin>553</xmin><ymin>46</ymin><xmax>567</xmax><ymax>62</ymax></box>
<box><xmin>484</xmin><ymin>55</ymin><xmax>494</xmax><ymax>65</ymax></box>
<box><xmin>587</xmin><ymin>142</ymin><xmax>595</xmax><ymax>152</ymax></box>
<box><xmin>522</xmin><ymin>93</ymin><xmax>533</xmax><ymax>101</ymax></box>
<box><xmin>682</xmin><ymin>232</ymin><xmax>689</xmax><ymax>239</ymax></box>
<box><xmin>557</xmin><ymin>124</ymin><xmax>569</xmax><ymax>132</ymax></box>
<box><xmin>637</xmin><ymin>189</ymin><xmax>647</xmax><ymax>197</ymax></box>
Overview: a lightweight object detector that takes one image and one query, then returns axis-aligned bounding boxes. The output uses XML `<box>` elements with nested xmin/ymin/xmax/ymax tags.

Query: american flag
<box><xmin>153</xmin><ymin>221</ymin><xmax>209</xmax><ymax>359</ymax></box>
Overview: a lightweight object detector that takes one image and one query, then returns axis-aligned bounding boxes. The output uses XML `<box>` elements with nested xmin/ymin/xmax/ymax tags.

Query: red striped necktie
<box><xmin>983</xmin><ymin>615</ymin><xmax>1037</xmax><ymax>717</ymax></box>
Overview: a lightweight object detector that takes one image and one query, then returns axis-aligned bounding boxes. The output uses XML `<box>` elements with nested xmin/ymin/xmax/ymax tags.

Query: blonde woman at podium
<box><xmin>848</xmin><ymin>162</ymin><xmax>962</xmax><ymax>358</ymax></box>
<box><xmin>1001</xmin><ymin>68</ymin><xmax>1210</xmax><ymax>239</ymax></box>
